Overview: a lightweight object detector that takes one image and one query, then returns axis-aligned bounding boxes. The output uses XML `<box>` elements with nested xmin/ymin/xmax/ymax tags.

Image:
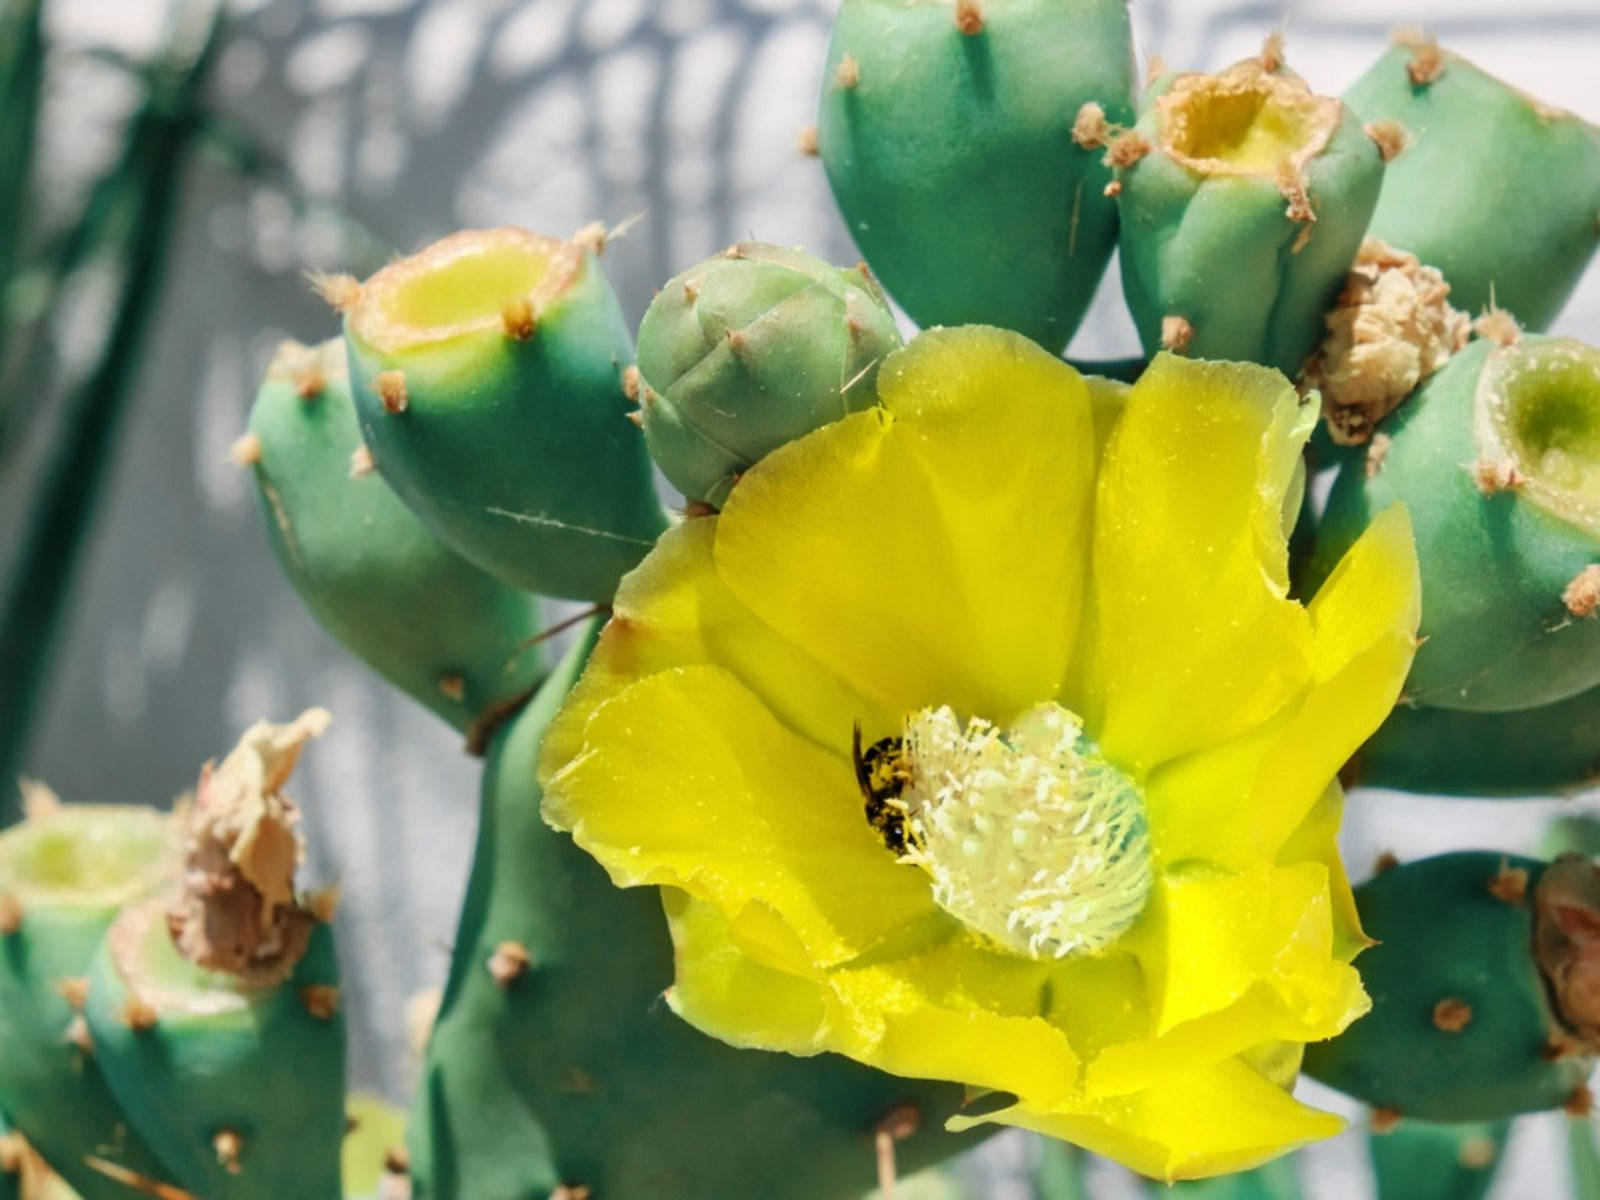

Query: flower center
<box><xmin>855</xmin><ymin>703</ymin><xmax>1152</xmax><ymax>960</ymax></box>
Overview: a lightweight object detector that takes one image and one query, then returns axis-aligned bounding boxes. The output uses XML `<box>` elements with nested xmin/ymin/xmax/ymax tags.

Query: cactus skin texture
<box><xmin>1370</xmin><ymin>1118</ymin><xmax>1508</xmax><ymax>1200</ymax></box>
<box><xmin>0</xmin><ymin>803</ymin><xmax>173</xmax><ymax>1199</ymax></box>
<box><xmin>84</xmin><ymin>714</ymin><xmax>345</xmax><ymax>1200</ymax></box>
<box><xmin>635</xmin><ymin>243</ymin><xmax>903</xmax><ymax>507</ymax></box>
<box><xmin>245</xmin><ymin>338</ymin><xmax>546</xmax><ymax>740</ymax></box>
<box><xmin>1352</xmin><ymin>679</ymin><xmax>1600</xmax><ymax>797</ymax></box>
<box><xmin>1303</xmin><ymin>852</ymin><xmax>1595</xmax><ymax>1121</ymax></box>
<box><xmin>342</xmin><ymin>227</ymin><xmax>668</xmax><ymax>603</ymax></box>
<box><xmin>1345</xmin><ymin>41</ymin><xmax>1600</xmax><ymax>332</ymax></box>
<box><xmin>1312</xmin><ymin>335</ymin><xmax>1600</xmax><ymax>712</ymax></box>
<box><xmin>816</xmin><ymin>0</ymin><xmax>1135</xmax><ymax>353</ymax></box>
<box><xmin>1114</xmin><ymin>53</ymin><xmax>1385</xmax><ymax>376</ymax></box>
<box><xmin>409</xmin><ymin>625</ymin><xmax>982</xmax><ymax>1200</ymax></box>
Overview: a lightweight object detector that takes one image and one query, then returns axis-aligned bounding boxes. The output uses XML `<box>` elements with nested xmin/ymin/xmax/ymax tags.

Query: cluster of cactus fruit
<box><xmin>5</xmin><ymin>1</ymin><xmax>1600</xmax><ymax>1196</ymax></box>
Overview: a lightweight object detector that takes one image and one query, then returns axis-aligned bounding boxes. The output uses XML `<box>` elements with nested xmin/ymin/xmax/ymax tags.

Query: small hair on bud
<box><xmin>18</xmin><ymin>778</ymin><xmax>59</xmax><ymax>821</ymax></box>
<box><xmin>1458</xmin><ymin>1134</ymin><xmax>1497</xmax><ymax>1170</ymax></box>
<box><xmin>375</xmin><ymin>371</ymin><xmax>410</xmax><ymax>415</ymax></box>
<box><xmin>1370</xmin><ymin>1107</ymin><xmax>1403</xmax><ymax>1133</ymax></box>
<box><xmin>1469</xmin><ymin>458</ymin><xmax>1525</xmax><ymax>495</ymax></box>
<box><xmin>1071</xmin><ymin>101</ymin><xmax>1112</xmax><ymax>150</ymax></box>
<box><xmin>1373</xmin><ymin>850</ymin><xmax>1400</xmax><ymax>873</ymax></box>
<box><xmin>488</xmin><ymin>940</ymin><xmax>532</xmax><ymax>987</ymax></box>
<box><xmin>1277</xmin><ymin>161</ymin><xmax>1316</xmax><ymax>225</ymax></box>
<box><xmin>63</xmin><ymin>1015</ymin><xmax>93</xmax><ymax>1054</ymax></box>
<box><xmin>1365</xmin><ymin>432</ymin><xmax>1392</xmax><ymax>479</ymax></box>
<box><xmin>1431</xmin><ymin>996</ymin><xmax>1473</xmax><ymax>1033</ymax></box>
<box><xmin>1259</xmin><ymin>29</ymin><xmax>1285</xmax><ymax>72</ymax></box>
<box><xmin>625</xmin><ymin>409</ymin><xmax>644</xmax><ymax>428</ymax></box>
<box><xmin>796</xmin><ymin>125</ymin><xmax>819</xmax><ymax>157</ymax></box>
<box><xmin>348</xmin><ymin>444</ymin><xmax>376</xmax><ymax>479</ymax></box>
<box><xmin>1567</xmin><ymin>1084</ymin><xmax>1595</xmax><ymax>1118</ymax></box>
<box><xmin>294</xmin><ymin>365</ymin><xmax>326</xmax><ymax>401</ymax></box>
<box><xmin>1364</xmin><ymin>119</ymin><xmax>1410</xmax><ymax>162</ymax></box>
<box><xmin>1474</xmin><ymin>304</ymin><xmax>1521</xmax><ymax>347</ymax></box>
<box><xmin>300</xmin><ymin>985</ymin><xmax>342</xmax><ymax>1021</ymax></box>
<box><xmin>228</xmin><ymin>432</ymin><xmax>263</xmax><ymax>468</ymax></box>
<box><xmin>834</xmin><ymin>53</ymin><xmax>861</xmax><ymax>90</ymax></box>
<box><xmin>682</xmin><ymin>278</ymin><xmax>701</xmax><ymax>304</ymax></box>
<box><xmin>1396</xmin><ymin>28</ymin><xmax>1445</xmax><ymax>86</ymax></box>
<box><xmin>622</xmin><ymin>365</ymin><xmax>642</xmax><ymax>403</ymax></box>
<box><xmin>726</xmin><ymin>329</ymin><xmax>749</xmax><ymax>353</ymax></box>
<box><xmin>1145</xmin><ymin>51</ymin><xmax>1168</xmax><ymax>85</ymax></box>
<box><xmin>55</xmin><ymin>976</ymin><xmax>90</xmax><ymax>1012</ymax></box>
<box><xmin>1103</xmin><ymin>129</ymin><xmax>1152</xmax><ymax>168</ymax></box>
<box><xmin>437</xmin><ymin>673</ymin><xmax>466</xmax><ymax>702</ymax></box>
<box><xmin>1564</xmin><ymin>565</ymin><xmax>1600</xmax><ymax>619</ymax></box>
<box><xmin>501</xmin><ymin>296</ymin><xmax>537</xmax><ymax>341</ymax></box>
<box><xmin>550</xmin><ymin>1186</ymin><xmax>593</xmax><ymax>1200</ymax></box>
<box><xmin>121</xmin><ymin>996</ymin><xmax>159</xmax><ymax>1033</ymax></box>
<box><xmin>1487</xmin><ymin>859</ymin><xmax>1529</xmax><ymax>904</ymax></box>
<box><xmin>571</xmin><ymin>221</ymin><xmax>609</xmax><ymax>255</ymax></box>
<box><xmin>953</xmin><ymin>0</ymin><xmax>983</xmax><ymax>35</ymax></box>
<box><xmin>1103</xmin><ymin>179</ymin><xmax>1123</xmax><ymax>198</ymax></box>
<box><xmin>0</xmin><ymin>893</ymin><xmax>23</xmax><ymax>936</ymax></box>
<box><xmin>307</xmin><ymin>882</ymin><xmax>343</xmax><ymax>924</ymax></box>
<box><xmin>1161</xmin><ymin>315</ymin><xmax>1195</xmax><ymax>354</ymax></box>
<box><xmin>0</xmin><ymin>1131</ymin><xmax>24</xmax><ymax>1175</ymax></box>
<box><xmin>307</xmin><ymin>271</ymin><xmax>363</xmax><ymax>313</ymax></box>
<box><xmin>213</xmin><ymin>1129</ymin><xmax>244</xmax><ymax>1175</ymax></box>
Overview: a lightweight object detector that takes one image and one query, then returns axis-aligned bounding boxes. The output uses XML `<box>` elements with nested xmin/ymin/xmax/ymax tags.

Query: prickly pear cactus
<box><xmin>85</xmin><ymin>711</ymin><xmax>346</xmax><ymax>1200</ymax></box>
<box><xmin>817</xmin><ymin>0</ymin><xmax>1135</xmax><ymax>352</ymax></box>
<box><xmin>1369</xmin><ymin>1117</ymin><xmax>1509</xmax><ymax>1200</ymax></box>
<box><xmin>635</xmin><ymin>242</ymin><xmax>902</xmax><ymax>507</ymax></box>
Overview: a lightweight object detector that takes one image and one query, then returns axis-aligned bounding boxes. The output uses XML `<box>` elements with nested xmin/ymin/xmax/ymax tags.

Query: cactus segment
<box><xmin>1369</xmin><ymin>1117</ymin><xmax>1508</xmax><ymax>1200</ymax></box>
<box><xmin>1312</xmin><ymin>336</ymin><xmax>1600</xmax><ymax>712</ymax></box>
<box><xmin>246</xmin><ymin>338</ymin><xmax>546</xmax><ymax>737</ymax></box>
<box><xmin>84</xmin><ymin>713</ymin><xmax>345</xmax><ymax>1200</ymax></box>
<box><xmin>1303</xmin><ymin>852</ymin><xmax>1595</xmax><ymax>1121</ymax></box>
<box><xmin>816</xmin><ymin>0</ymin><xmax>1136</xmax><ymax>352</ymax></box>
<box><xmin>1113</xmin><ymin>51</ymin><xmax>1385</xmax><ymax>374</ymax></box>
<box><xmin>409</xmin><ymin>623</ymin><xmax>982</xmax><ymax>1200</ymax></box>
<box><xmin>1352</xmin><ymin>677</ymin><xmax>1600</xmax><ymax>796</ymax></box>
<box><xmin>0</xmin><ymin>800</ymin><xmax>173</xmax><ymax>1199</ymax></box>
<box><xmin>342</xmin><ymin>227</ymin><xmax>668</xmax><ymax>602</ymax></box>
<box><xmin>634</xmin><ymin>243</ymin><xmax>902</xmax><ymax>507</ymax></box>
<box><xmin>1344</xmin><ymin>40</ymin><xmax>1600</xmax><ymax>332</ymax></box>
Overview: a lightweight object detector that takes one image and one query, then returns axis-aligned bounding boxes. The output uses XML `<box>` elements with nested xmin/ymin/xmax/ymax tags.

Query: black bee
<box><xmin>852</xmin><ymin>721</ymin><xmax>919</xmax><ymax>856</ymax></box>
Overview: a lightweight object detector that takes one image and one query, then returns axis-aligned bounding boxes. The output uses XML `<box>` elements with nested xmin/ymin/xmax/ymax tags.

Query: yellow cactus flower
<box><xmin>538</xmin><ymin>327</ymin><xmax>1420</xmax><ymax>1181</ymax></box>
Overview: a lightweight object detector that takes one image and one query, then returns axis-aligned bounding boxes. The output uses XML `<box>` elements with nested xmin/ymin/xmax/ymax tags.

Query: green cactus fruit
<box><xmin>634</xmin><ymin>242</ymin><xmax>902</xmax><ymax>507</ymax></box>
<box><xmin>243</xmin><ymin>338</ymin><xmax>545</xmax><ymax>744</ymax></box>
<box><xmin>1351</xmin><ymin>679</ymin><xmax>1600</xmax><ymax>797</ymax></box>
<box><xmin>1344</xmin><ymin>36</ymin><xmax>1600</xmax><ymax>332</ymax></box>
<box><xmin>1311</xmin><ymin>333</ymin><xmax>1600</xmax><ymax>712</ymax></box>
<box><xmin>1369</xmin><ymin>1117</ymin><xmax>1508</xmax><ymax>1200</ymax></box>
<box><xmin>85</xmin><ymin>711</ymin><xmax>345</xmax><ymax>1200</ymax></box>
<box><xmin>338</xmin><ymin>226</ymin><xmax>668</xmax><ymax>602</ymax></box>
<box><xmin>1303</xmin><ymin>852</ymin><xmax>1597</xmax><ymax>1121</ymax></box>
<box><xmin>0</xmin><ymin>790</ymin><xmax>173</xmax><ymax>1200</ymax></box>
<box><xmin>815</xmin><ymin>0</ymin><xmax>1135</xmax><ymax>352</ymax></box>
<box><xmin>1111</xmin><ymin>43</ymin><xmax>1386</xmax><ymax>375</ymax></box>
<box><xmin>1151</xmin><ymin>1158</ymin><xmax>1299</xmax><ymax>1200</ymax></box>
<box><xmin>408</xmin><ymin>623</ymin><xmax>983</xmax><ymax>1200</ymax></box>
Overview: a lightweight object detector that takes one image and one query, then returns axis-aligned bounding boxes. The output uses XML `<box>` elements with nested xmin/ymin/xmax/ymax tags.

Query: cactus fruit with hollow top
<box><xmin>816</xmin><ymin>0</ymin><xmax>1135</xmax><ymax>352</ymax></box>
<box><xmin>1344</xmin><ymin>35</ymin><xmax>1600</xmax><ymax>332</ymax></box>
<box><xmin>0</xmin><ymin>790</ymin><xmax>173</xmax><ymax>1199</ymax></box>
<box><xmin>634</xmin><ymin>242</ymin><xmax>902</xmax><ymax>507</ymax></box>
<box><xmin>85</xmin><ymin>711</ymin><xmax>346</xmax><ymax>1200</ymax></box>
<box><xmin>1109</xmin><ymin>44</ymin><xmax>1386</xmax><ymax>375</ymax></box>
<box><xmin>338</xmin><ymin>226</ymin><xmax>668</xmax><ymax>602</ymax></box>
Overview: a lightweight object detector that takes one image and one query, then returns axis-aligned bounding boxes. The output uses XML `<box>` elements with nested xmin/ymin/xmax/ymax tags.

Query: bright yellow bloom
<box><xmin>538</xmin><ymin>327</ymin><xmax>1420</xmax><ymax>1181</ymax></box>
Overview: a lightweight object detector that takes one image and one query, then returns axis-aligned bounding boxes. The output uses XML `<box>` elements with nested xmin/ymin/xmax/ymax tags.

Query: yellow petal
<box><xmin>1276</xmin><ymin>784</ymin><xmax>1368</xmax><ymax>962</ymax></box>
<box><xmin>541</xmin><ymin>518</ymin><xmax>888</xmax><ymax>775</ymax></box>
<box><xmin>955</xmin><ymin>1057</ymin><xmax>1343</xmax><ymax>1182</ymax></box>
<box><xmin>661</xmin><ymin>889</ymin><xmax>832</xmax><ymax>1055</ymax></box>
<box><xmin>1090</xmin><ymin>354</ymin><xmax>1315</xmax><ymax>772</ymax></box>
<box><xmin>542</xmin><ymin>665</ymin><xmax>938</xmax><ymax>968</ymax></box>
<box><xmin>715</xmin><ymin>326</ymin><xmax>1095</xmax><ymax>723</ymax></box>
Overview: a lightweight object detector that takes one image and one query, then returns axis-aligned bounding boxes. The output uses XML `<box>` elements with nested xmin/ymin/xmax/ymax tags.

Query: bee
<box><xmin>852</xmin><ymin>721</ymin><xmax>919</xmax><ymax>856</ymax></box>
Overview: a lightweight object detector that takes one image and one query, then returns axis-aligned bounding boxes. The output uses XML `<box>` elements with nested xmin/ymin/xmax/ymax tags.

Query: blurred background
<box><xmin>0</xmin><ymin>0</ymin><xmax>1597</xmax><ymax>1195</ymax></box>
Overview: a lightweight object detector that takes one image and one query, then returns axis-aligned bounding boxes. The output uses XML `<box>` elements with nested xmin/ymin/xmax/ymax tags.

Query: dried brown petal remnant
<box><xmin>1533</xmin><ymin>854</ymin><xmax>1600</xmax><ymax>1052</ymax></box>
<box><xmin>1303</xmin><ymin>238</ymin><xmax>1471</xmax><ymax>446</ymax></box>
<box><xmin>168</xmin><ymin>709</ymin><xmax>331</xmax><ymax>977</ymax></box>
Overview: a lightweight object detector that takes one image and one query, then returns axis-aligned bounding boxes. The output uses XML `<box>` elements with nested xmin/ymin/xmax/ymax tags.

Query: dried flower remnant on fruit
<box><xmin>1304</xmin><ymin>239</ymin><xmax>1470</xmax><ymax>445</ymax></box>
<box><xmin>1364</xmin><ymin>119</ymin><xmax>1410</xmax><ymax>162</ymax></box>
<box><xmin>168</xmin><ymin>709</ymin><xmax>330</xmax><ymax>976</ymax></box>
<box><xmin>1161</xmin><ymin>315</ymin><xmax>1194</xmax><ymax>353</ymax></box>
<box><xmin>834</xmin><ymin>54</ymin><xmax>861</xmax><ymax>91</ymax></box>
<box><xmin>1397</xmin><ymin>30</ymin><xmax>1446</xmax><ymax>86</ymax></box>
<box><xmin>1470</xmin><ymin>459</ymin><xmax>1526</xmax><ymax>495</ymax></box>
<box><xmin>1533</xmin><ymin>855</ymin><xmax>1600</xmax><ymax>1050</ymax></box>
<box><xmin>1474</xmin><ymin>306</ymin><xmax>1522</xmax><ymax>348</ymax></box>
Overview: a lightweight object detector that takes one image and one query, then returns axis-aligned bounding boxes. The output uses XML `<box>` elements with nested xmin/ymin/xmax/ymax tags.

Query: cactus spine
<box><xmin>817</xmin><ymin>0</ymin><xmax>1135</xmax><ymax>352</ymax></box>
<box><xmin>0</xmin><ymin>795</ymin><xmax>174</xmax><ymax>1199</ymax></box>
<box><xmin>1345</xmin><ymin>36</ymin><xmax>1600</xmax><ymax>331</ymax></box>
<box><xmin>1110</xmin><ymin>44</ymin><xmax>1386</xmax><ymax>375</ymax></box>
<box><xmin>340</xmin><ymin>227</ymin><xmax>668</xmax><ymax>602</ymax></box>
<box><xmin>85</xmin><ymin>712</ymin><xmax>346</xmax><ymax>1200</ymax></box>
<box><xmin>1304</xmin><ymin>852</ymin><xmax>1596</xmax><ymax>1120</ymax></box>
<box><xmin>244</xmin><ymin>337</ymin><xmax>546</xmax><ymax>743</ymax></box>
<box><xmin>634</xmin><ymin>242</ymin><xmax>902</xmax><ymax>507</ymax></box>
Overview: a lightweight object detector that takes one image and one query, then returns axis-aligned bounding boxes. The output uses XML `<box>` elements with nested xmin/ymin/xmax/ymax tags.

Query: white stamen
<box><xmin>899</xmin><ymin>703</ymin><xmax>1152</xmax><ymax>959</ymax></box>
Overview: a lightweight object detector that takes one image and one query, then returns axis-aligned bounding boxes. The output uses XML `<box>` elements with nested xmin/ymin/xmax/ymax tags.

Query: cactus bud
<box><xmin>635</xmin><ymin>243</ymin><xmax>902</xmax><ymax>507</ymax></box>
